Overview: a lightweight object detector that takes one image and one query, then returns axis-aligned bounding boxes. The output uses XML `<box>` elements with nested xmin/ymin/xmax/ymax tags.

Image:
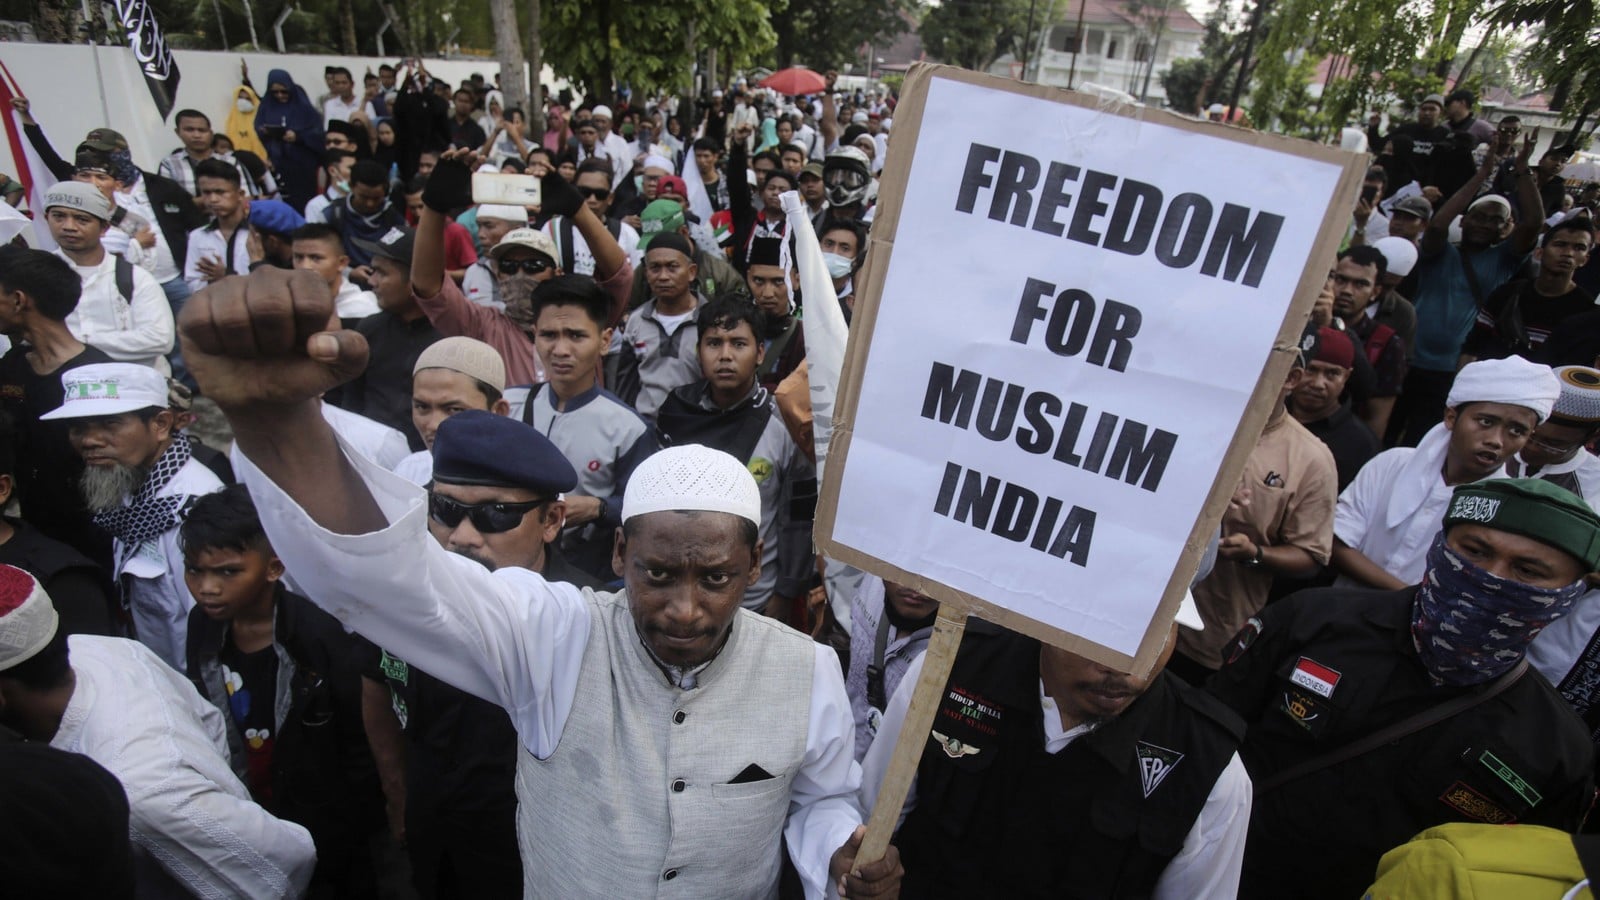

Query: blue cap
<box><xmin>431</xmin><ymin>410</ymin><xmax>578</xmax><ymax>494</ymax></box>
<box><xmin>248</xmin><ymin>200</ymin><xmax>306</xmax><ymax>238</ymax></box>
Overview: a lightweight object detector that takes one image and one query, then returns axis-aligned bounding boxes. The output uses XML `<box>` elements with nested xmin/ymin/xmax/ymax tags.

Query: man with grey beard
<box><xmin>42</xmin><ymin>363</ymin><xmax>222</xmax><ymax>672</ymax></box>
<box><xmin>359</xmin><ymin>410</ymin><xmax>601</xmax><ymax>899</ymax></box>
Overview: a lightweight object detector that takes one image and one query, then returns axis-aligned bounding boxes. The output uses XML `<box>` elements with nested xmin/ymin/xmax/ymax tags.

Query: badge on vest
<box><xmin>1439</xmin><ymin>780</ymin><xmax>1516</xmax><ymax>824</ymax></box>
<box><xmin>1290</xmin><ymin>657</ymin><xmax>1341</xmax><ymax>698</ymax></box>
<box><xmin>1280</xmin><ymin>690</ymin><xmax>1330</xmax><ymax>735</ymax></box>
<box><xmin>1135</xmin><ymin>741</ymin><xmax>1184</xmax><ymax>797</ymax></box>
<box><xmin>931</xmin><ymin>729</ymin><xmax>981</xmax><ymax>759</ymax></box>
<box><xmin>1225</xmin><ymin>616</ymin><xmax>1263</xmax><ymax>665</ymax></box>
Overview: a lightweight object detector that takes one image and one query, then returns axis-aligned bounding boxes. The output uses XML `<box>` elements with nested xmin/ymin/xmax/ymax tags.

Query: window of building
<box><xmin>1049</xmin><ymin>25</ymin><xmax>1080</xmax><ymax>52</ymax></box>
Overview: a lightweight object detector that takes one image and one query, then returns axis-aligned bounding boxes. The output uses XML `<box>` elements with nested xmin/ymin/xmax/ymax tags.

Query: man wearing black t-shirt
<box><xmin>1289</xmin><ymin>328</ymin><xmax>1379</xmax><ymax>490</ymax></box>
<box><xmin>1463</xmin><ymin>214</ymin><xmax>1595</xmax><ymax>364</ymax></box>
<box><xmin>0</xmin><ymin>248</ymin><xmax>114</xmax><ymax>569</ymax></box>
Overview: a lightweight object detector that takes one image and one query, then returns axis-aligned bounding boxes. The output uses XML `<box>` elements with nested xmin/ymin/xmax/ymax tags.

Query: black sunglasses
<box><xmin>428</xmin><ymin>493</ymin><xmax>549</xmax><ymax>533</ymax></box>
<box><xmin>498</xmin><ymin>257</ymin><xmax>554</xmax><ymax>276</ymax></box>
<box><xmin>578</xmin><ymin>186</ymin><xmax>610</xmax><ymax>200</ymax></box>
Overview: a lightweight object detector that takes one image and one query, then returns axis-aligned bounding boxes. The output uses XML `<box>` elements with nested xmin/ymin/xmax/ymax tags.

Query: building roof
<box><xmin>1051</xmin><ymin>0</ymin><xmax>1204</xmax><ymax>33</ymax></box>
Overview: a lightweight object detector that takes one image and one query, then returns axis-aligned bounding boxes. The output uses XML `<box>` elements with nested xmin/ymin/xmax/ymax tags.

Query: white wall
<box><xmin>0</xmin><ymin>43</ymin><xmax>565</xmax><ymax>182</ymax></box>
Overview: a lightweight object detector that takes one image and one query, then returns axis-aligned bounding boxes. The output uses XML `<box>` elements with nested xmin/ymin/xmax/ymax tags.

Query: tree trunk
<box><xmin>490</xmin><ymin>0</ymin><xmax>528</xmax><ymax>111</ymax></box>
<box><xmin>527</xmin><ymin>0</ymin><xmax>545</xmax><ymax>135</ymax></box>
<box><xmin>339</xmin><ymin>0</ymin><xmax>357</xmax><ymax>54</ymax></box>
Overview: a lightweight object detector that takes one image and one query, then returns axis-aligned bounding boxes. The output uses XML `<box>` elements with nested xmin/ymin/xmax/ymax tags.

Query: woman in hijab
<box><xmin>255</xmin><ymin>69</ymin><xmax>325</xmax><ymax>212</ymax></box>
<box><xmin>373</xmin><ymin>118</ymin><xmax>400</xmax><ymax>185</ymax></box>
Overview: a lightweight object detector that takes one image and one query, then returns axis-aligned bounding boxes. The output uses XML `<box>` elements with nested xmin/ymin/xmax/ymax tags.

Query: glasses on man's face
<box><xmin>578</xmin><ymin>186</ymin><xmax>610</xmax><ymax>200</ymax></box>
<box><xmin>1527</xmin><ymin>433</ymin><xmax>1587</xmax><ymax>456</ymax></box>
<box><xmin>498</xmin><ymin>258</ymin><xmax>554</xmax><ymax>276</ymax></box>
<box><xmin>428</xmin><ymin>493</ymin><xmax>549</xmax><ymax>533</ymax></box>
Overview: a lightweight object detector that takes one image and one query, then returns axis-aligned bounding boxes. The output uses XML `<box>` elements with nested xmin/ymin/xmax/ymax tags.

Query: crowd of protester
<box><xmin>2</xmin><ymin>60</ymin><xmax>1600</xmax><ymax>899</ymax></box>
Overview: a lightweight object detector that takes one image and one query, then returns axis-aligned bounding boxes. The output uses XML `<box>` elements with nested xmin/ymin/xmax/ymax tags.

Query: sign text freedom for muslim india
<box><xmin>825</xmin><ymin>72</ymin><xmax>1355</xmax><ymax>660</ymax></box>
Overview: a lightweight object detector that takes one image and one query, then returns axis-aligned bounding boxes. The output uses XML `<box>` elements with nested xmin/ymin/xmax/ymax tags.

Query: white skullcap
<box><xmin>642</xmin><ymin>154</ymin><xmax>674</xmax><ymax>173</ymax></box>
<box><xmin>1468</xmin><ymin>194</ymin><xmax>1512</xmax><ymax>218</ymax></box>
<box><xmin>592</xmin><ymin>104</ymin><xmax>614</xmax><ymax>120</ymax></box>
<box><xmin>476</xmin><ymin>204</ymin><xmax>529</xmax><ymax>224</ymax></box>
<box><xmin>1551</xmin><ymin>367</ymin><xmax>1600</xmax><ymax>424</ymax></box>
<box><xmin>1447</xmin><ymin>357</ymin><xmax>1561</xmax><ymax>421</ymax></box>
<box><xmin>0</xmin><ymin>566</ymin><xmax>58</xmax><ymax>671</ymax></box>
<box><xmin>851</xmin><ymin>110</ymin><xmax>869</xmax><ymax>125</ymax></box>
<box><xmin>623</xmin><ymin>445</ymin><xmax>761</xmax><ymax>526</ymax></box>
<box><xmin>1372</xmin><ymin>236</ymin><xmax>1418</xmax><ymax>278</ymax></box>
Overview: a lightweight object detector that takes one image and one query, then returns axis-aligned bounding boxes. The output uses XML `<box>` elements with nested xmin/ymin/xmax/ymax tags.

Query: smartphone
<box><xmin>473</xmin><ymin>172</ymin><xmax>541</xmax><ymax>207</ymax></box>
<box><xmin>1360</xmin><ymin>184</ymin><xmax>1378</xmax><ymax>203</ymax></box>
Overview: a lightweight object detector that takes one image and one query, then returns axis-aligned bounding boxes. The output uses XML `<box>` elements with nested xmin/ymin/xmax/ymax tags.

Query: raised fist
<box><xmin>179</xmin><ymin>266</ymin><xmax>369</xmax><ymax>412</ymax></box>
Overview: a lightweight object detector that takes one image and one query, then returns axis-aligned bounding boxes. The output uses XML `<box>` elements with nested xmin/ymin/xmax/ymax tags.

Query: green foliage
<box><xmin>1161</xmin><ymin>57</ymin><xmax>1210</xmax><ymax>113</ymax></box>
<box><xmin>1487</xmin><ymin>0</ymin><xmax>1600</xmax><ymax>135</ymax></box>
<box><xmin>919</xmin><ymin>0</ymin><xmax>1032</xmax><ymax>72</ymax></box>
<box><xmin>772</xmin><ymin>0</ymin><xmax>913</xmax><ymax>71</ymax></box>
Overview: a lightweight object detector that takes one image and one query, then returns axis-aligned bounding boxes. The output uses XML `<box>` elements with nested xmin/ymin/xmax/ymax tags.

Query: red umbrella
<box><xmin>760</xmin><ymin>67</ymin><xmax>827</xmax><ymax>96</ymax></box>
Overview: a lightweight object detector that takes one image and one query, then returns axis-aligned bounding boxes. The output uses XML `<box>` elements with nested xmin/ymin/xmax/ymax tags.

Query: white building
<box><xmin>990</xmin><ymin>0</ymin><xmax>1204</xmax><ymax>106</ymax></box>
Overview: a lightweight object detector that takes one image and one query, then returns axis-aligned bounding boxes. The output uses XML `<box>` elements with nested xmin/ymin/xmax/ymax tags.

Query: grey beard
<box><xmin>79</xmin><ymin>463</ymin><xmax>146</xmax><ymax>513</ymax></box>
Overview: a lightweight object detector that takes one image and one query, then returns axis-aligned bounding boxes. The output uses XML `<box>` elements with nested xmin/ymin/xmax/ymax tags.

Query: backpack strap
<box><xmin>558</xmin><ymin>216</ymin><xmax>577</xmax><ymax>273</ymax></box>
<box><xmin>1256</xmin><ymin>659</ymin><xmax>1529</xmax><ymax>795</ymax></box>
<box><xmin>114</xmin><ymin>254</ymin><xmax>134</xmax><ymax>305</ymax></box>
<box><xmin>1364</xmin><ymin>322</ymin><xmax>1396</xmax><ymax>365</ymax></box>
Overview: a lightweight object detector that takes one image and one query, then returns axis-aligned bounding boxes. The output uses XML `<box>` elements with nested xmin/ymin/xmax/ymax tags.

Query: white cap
<box><xmin>1448</xmin><ymin>357</ymin><xmax>1561</xmax><ymax>422</ymax></box>
<box><xmin>0</xmin><ymin>566</ymin><xmax>59</xmax><ymax>671</ymax></box>
<box><xmin>592</xmin><ymin>104</ymin><xmax>614</xmax><ymax>121</ymax></box>
<box><xmin>476</xmin><ymin>204</ymin><xmax>529</xmax><ymax>224</ymax></box>
<box><xmin>489</xmin><ymin>227</ymin><xmax>558</xmax><ymax>264</ymax></box>
<box><xmin>850</xmin><ymin>110</ymin><xmax>869</xmax><ymax>125</ymax></box>
<box><xmin>1371</xmin><ymin>236</ymin><xmax>1418</xmax><ymax>278</ymax></box>
<box><xmin>642</xmin><ymin>154</ymin><xmax>674</xmax><ymax>173</ymax></box>
<box><xmin>622</xmin><ymin>444</ymin><xmax>761</xmax><ymax>526</ymax></box>
<box><xmin>41</xmin><ymin>363</ymin><xmax>170</xmax><ymax>420</ymax></box>
<box><xmin>1175</xmin><ymin>590</ymin><xmax>1203</xmax><ymax>631</ymax></box>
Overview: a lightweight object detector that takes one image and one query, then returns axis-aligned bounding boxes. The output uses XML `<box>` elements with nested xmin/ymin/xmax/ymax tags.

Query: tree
<box><xmin>919</xmin><ymin>0</ymin><xmax>1032</xmax><ymax>72</ymax></box>
<box><xmin>771</xmin><ymin>0</ymin><xmax>914</xmax><ymax>71</ymax></box>
<box><xmin>1161</xmin><ymin>57</ymin><xmax>1210</xmax><ymax>113</ymax></box>
<box><xmin>490</xmin><ymin>0</ymin><xmax>527</xmax><ymax>110</ymax></box>
<box><xmin>1486</xmin><ymin>0</ymin><xmax>1600</xmax><ymax>141</ymax></box>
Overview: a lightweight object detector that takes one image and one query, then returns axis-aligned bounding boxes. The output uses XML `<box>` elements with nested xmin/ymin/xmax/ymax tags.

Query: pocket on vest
<box><xmin>712</xmin><ymin>777</ymin><xmax>788</xmax><ymax>802</ymax></box>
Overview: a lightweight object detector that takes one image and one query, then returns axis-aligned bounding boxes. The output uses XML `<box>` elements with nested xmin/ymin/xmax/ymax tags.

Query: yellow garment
<box><xmin>1366</xmin><ymin>823</ymin><xmax>1592</xmax><ymax>900</ymax></box>
<box><xmin>224</xmin><ymin>86</ymin><xmax>267</xmax><ymax>159</ymax></box>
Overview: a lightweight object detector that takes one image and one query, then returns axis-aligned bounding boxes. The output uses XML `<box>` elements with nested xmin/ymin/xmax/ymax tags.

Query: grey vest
<box><xmin>515</xmin><ymin>591</ymin><xmax>815</xmax><ymax>898</ymax></box>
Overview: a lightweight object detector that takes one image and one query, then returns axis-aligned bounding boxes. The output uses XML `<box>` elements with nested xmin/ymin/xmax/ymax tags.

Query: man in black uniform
<box><xmin>1211</xmin><ymin>478</ymin><xmax>1600</xmax><ymax>900</ymax></box>
<box><xmin>863</xmin><ymin>593</ymin><xmax>1253</xmax><ymax>898</ymax></box>
<box><xmin>360</xmin><ymin>411</ymin><xmax>602</xmax><ymax>899</ymax></box>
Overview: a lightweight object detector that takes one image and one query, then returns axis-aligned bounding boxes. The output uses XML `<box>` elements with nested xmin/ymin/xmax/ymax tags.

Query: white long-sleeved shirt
<box><xmin>861</xmin><ymin>653</ymin><xmax>1252</xmax><ymax>900</ymax></box>
<box><xmin>116</xmin><ymin>179</ymin><xmax>181</xmax><ymax>282</ymax></box>
<box><xmin>320</xmin><ymin>402</ymin><xmax>410</xmax><ymax>471</ymax></box>
<box><xmin>183</xmin><ymin>220</ymin><xmax>252</xmax><ymax>294</ymax></box>
<box><xmin>51</xmin><ymin>635</ymin><xmax>316</xmax><ymax>897</ymax></box>
<box><xmin>235</xmin><ymin>439</ymin><xmax>863</xmax><ymax>897</ymax></box>
<box><xmin>58</xmin><ymin>249</ymin><xmax>175</xmax><ymax>370</ymax></box>
<box><xmin>116</xmin><ymin>455</ymin><xmax>224</xmax><ymax>672</ymax></box>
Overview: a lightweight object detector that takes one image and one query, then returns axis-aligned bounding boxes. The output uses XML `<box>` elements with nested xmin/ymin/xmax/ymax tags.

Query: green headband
<box><xmin>1444</xmin><ymin>479</ymin><xmax>1600</xmax><ymax>571</ymax></box>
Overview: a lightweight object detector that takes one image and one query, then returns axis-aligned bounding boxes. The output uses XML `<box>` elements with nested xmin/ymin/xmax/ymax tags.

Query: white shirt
<box><xmin>1509</xmin><ymin>449</ymin><xmax>1600</xmax><ymax>503</ymax></box>
<box><xmin>115</xmin><ymin>455</ymin><xmax>224</xmax><ymax>672</ymax></box>
<box><xmin>182</xmin><ymin>219</ymin><xmax>252</xmax><ymax>293</ymax></box>
<box><xmin>1530</xmin><ymin>588</ymin><xmax>1600</xmax><ymax>689</ymax></box>
<box><xmin>543</xmin><ymin>215</ymin><xmax>640</xmax><ymax>275</ymax></box>
<box><xmin>58</xmin><ymin>249</ymin><xmax>175</xmax><ymax>370</ymax></box>
<box><xmin>862</xmin><ymin>653</ymin><xmax>1252</xmax><ymax>900</ymax></box>
<box><xmin>321</xmin><ymin>402</ymin><xmax>410</xmax><ymax>471</ymax></box>
<box><xmin>304</xmin><ymin>188</ymin><xmax>343</xmax><ymax>226</ymax></box>
<box><xmin>599</xmin><ymin>131</ymin><xmax>632</xmax><ymax>188</ymax></box>
<box><xmin>394</xmin><ymin>449</ymin><xmax>433</xmax><ymax>486</ymax></box>
<box><xmin>323</xmin><ymin>94</ymin><xmax>376</xmax><ymax>127</ymax></box>
<box><xmin>116</xmin><ymin>178</ymin><xmax>180</xmax><ymax>282</ymax></box>
<box><xmin>1333</xmin><ymin>423</ymin><xmax>1506</xmax><ymax>585</ymax></box>
<box><xmin>235</xmin><ymin>439</ymin><xmax>863</xmax><ymax>897</ymax></box>
<box><xmin>51</xmin><ymin>635</ymin><xmax>316</xmax><ymax>897</ymax></box>
<box><xmin>335</xmin><ymin>278</ymin><xmax>381</xmax><ymax>319</ymax></box>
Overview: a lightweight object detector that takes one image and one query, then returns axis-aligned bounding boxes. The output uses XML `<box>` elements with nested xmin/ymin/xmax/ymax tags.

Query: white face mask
<box><xmin>236</xmin><ymin>97</ymin><xmax>255</xmax><ymax>114</ymax></box>
<box><xmin>822</xmin><ymin>252</ymin><xmax>853</xmax><ymax>280</ymax></box>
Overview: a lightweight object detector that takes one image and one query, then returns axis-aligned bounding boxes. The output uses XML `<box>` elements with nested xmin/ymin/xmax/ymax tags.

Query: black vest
<box><xmin>897</xmin><ymin>624</ymin><xmax>1245</xmax><ymax>899</ymax></box>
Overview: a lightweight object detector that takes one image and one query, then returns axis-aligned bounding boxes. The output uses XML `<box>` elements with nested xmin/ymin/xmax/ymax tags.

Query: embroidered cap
<box><xmin>1443</xmin><ymin>479</ymin><xmax>1600</xmax><ymax>571</ymax></box>
<box><xmin>413</xmin><ymin>336</ymin><xmax>507</xmax><ymax>393</ymax></box>
<box><xmin>41</xmin><ymin>363</ymin><xmax>170</xmax><ymax>421</ymax></box>
<box><xmin>0</xmin><ymin>566</ymin><xmax>59</xmax><ymax>671</ymax></box>
<box><xmin>623</xmin><ymin>444</ymin><xmax>761</xmax><ymax>527</ymax></box>
<box><xmin>488</xmin><ymin>227</ymin><xmax>557</xmax><ymax>266</ymax></box>
<box><xmin>1549</xmin><ymin>366</ymin><xmax>1600</xmax><ymax>426</ymax></box>
<box><xmin>42</xmin><ymin>182</ymin><xmax>114</xmax><ymax>223</ymax></box>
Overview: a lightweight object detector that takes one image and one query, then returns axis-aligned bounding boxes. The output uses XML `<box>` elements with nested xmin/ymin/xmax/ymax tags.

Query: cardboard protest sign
<box><xmin>815</xmin><ymin>64</ymin><xmax>1366</xmax><ymax>674</ymax></box>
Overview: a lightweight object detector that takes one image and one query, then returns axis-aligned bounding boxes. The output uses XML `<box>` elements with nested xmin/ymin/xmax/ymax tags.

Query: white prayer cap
<box><xmin>42</xmin><ymin>363</ymin><xmax>169</xmax><ymax>421</ymax></box>
<box><xmin>1447</xmin><ymin>357</ymin><xmax>1561</xmax><ymax>421</ymax></box>
<box><xmin>851</xmin><ymin>110</ymin><xmax>869</xmax><ymax>125</ymax></box>
<box><xmin>1371</xmin><ymin>236</ymin><xmax>1418</xmax><ymax>278</ymax></box>
<box><xmin>1468</xmin><ymin>194</ymin><xmax>1512</xmax><ymax>218</ymax></box>
<box><xmin>0</xmin><ymin>566</ymin><xmax>58</xmax><ymax>671</ymax></box>
<box><xmin>592</xmin><ymin>104</ymin><xmax>614</xmax><ymax>121</ymax></box>
<box><xmin>642</xmin><ymin>155</ymin><xmax>674</xmax><ymax>173</ymax></box>
<box><xmin>476</xmin><ymin>204</ymin><xmax>529</xmax><ymax>224</ymax></box>
<box><xmin>623</xmin><ymin>444</ymin><xmax>761</xmax><ymax>526</ymax></box>
<box><xmin>1551</xmin><ymin>367</ymin><xmax>1600</xmax><ymax>424</ymax></box>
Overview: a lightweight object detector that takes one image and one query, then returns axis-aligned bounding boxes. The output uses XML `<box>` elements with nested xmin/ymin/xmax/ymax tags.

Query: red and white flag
<box><xmin>1291</xmin><ymin>657</ymin><xmax>1342</xmax><ymax>699</ymax></box>
<box><xmin>0</xmin><ymin>59</ymin><xmax>59</xmax><ymax>249</ymax></box>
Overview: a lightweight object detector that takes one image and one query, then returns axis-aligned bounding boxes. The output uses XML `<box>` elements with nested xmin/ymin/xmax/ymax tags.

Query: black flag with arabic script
<box><xmin>114</xmin><ymin>0</ymin><xmax>180</xmax><ymax>120</ymax></box>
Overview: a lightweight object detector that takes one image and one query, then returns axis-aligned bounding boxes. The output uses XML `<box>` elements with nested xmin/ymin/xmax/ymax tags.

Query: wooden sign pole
<box><xmin>856</xmin><ymin>605</ymin><xmax>969</xmax><ymax>864</ymax></box>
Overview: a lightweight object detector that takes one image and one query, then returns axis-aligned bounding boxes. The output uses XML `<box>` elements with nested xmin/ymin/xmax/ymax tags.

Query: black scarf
<box><xmin>93</xmin><ymin>437</ymin><xmax>194</xmax><ymax>548</ymax></box>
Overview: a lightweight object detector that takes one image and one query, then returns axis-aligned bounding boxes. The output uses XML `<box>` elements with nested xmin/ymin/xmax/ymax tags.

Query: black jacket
<box><xmin>24</xmin><ymin>123</ymin><xmax>206</xmax><ymax>270</ymax></box>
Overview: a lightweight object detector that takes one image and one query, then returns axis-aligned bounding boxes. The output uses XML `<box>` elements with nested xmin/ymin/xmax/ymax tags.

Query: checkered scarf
<box><xmin>93</xmin><ymin>437</ymin><xmax>194</xmax><ymax>548</ymax></box>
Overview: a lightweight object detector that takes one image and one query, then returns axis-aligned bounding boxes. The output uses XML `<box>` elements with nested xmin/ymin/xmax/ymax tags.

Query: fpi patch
<box><xmin>1439</xmin><ymin>780</ymin><xmax>1516</xmax><ymax>824</ymax></box>
<box><xmin>1290</xmin><ymin>657</ymin><xmax>1341</xmax><ymax>698</ymax></box>
<box><xmin>1280</xmin><ymin>691</ymin><xmax>1328</xmax><ymax>734</ymax></box>
<box><xmin>931</xmin><ymin>730</ymin><xmax>981</xmax><ymax>759</ymax></box>
<box><xmin>1135</xmin><ymin>741</ymin><xmax>1184</xmax><ymax>797</ymax></box>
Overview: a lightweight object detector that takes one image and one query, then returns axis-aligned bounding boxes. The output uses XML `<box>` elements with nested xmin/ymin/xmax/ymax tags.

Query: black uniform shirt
<box><xmin>1209</xmin><ymin>587</ymin><xmax>1595</xmax><ymax>900</ymax></box>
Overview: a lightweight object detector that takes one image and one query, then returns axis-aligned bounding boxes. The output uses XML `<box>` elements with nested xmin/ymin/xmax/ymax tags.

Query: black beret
<box><xmin>431</xmin><ymin>410</ymin><xmax>578</xmax><ymax>493</ymax></box>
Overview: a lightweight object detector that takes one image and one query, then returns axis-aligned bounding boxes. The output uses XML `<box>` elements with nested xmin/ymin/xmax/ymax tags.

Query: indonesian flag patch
<box><xmin>1290</xmin><ymin>657</ymin><xmax>1341</xmax><ymax>699</ymax></box>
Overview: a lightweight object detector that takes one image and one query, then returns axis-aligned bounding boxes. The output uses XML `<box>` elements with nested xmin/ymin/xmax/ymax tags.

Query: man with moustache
<box><xmin>846</xmin><ymin>575</ymin><xmax>938</xmax><ymax>761</ymax></box>
<box><xmin>863</xmin><ymin>593</ymin><xmax>1250</xmax><ymax>898</ymax></box>
<box><xmin>745</xmin><ymin>235</ymin><xmax>806</xmax><ymax>392</ymax></box>
<box><xmin>44</xmin><ymin>363</ymin><xmax>222</xmax><ymax>671</ymax></box>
